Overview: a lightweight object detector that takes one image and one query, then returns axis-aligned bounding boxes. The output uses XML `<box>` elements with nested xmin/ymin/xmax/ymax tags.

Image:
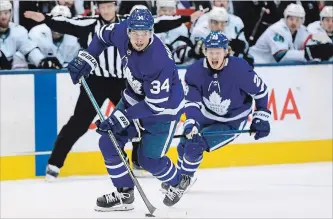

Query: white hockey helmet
<box><xmin>320</xmin><ymin>6</ymin><xmax>333</xmax><ymax>20</ymax></box>
<box><xmin>0</xmin><ymin>0</ymin><xmax>12</xmax><ymax>11</ymax></box>
<box><xmin>208</xmin><ymin>7</ymin><xmax>229</xmax><ymax>23</ymax></box>
<box><xmin>50</xmin><ymin>5</ymin><xmax>72</xmax><ymax>18</ymax></box>
<box><xmin>284</xmin><ymin>3</ymin><xmax>305</xmax><ymax>22</ymax></box>
<box><xmin>156</xmin><ymin>0</ymin><xmax>177</xmax><ymax>9</ymax></box>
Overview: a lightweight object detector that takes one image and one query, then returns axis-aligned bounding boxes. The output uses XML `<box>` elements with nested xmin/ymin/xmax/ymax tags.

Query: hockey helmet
<box><xmin>284</xmin><ymin>3</ymin><xmax>305</xmax><ymax>23</ymax></box>
<box><xmin>208</xmin><ymin>7</ymin><xmax>229</xmax><ymax>23</ymax></box>
<box><xmin>320</xmin><ymin>6</ymin><xmax>333</xmax><ymax>20</ymax></box>
<box><xmin>0</xmin><ymin>0</ymin><xmax>12</xmax><ymax>11</ymax></box>
<box><xmin>128</xmin><ymin>7</ymin><xmax>154</xmax><ymax>31</ymax></box>
<box><xmin>204</xmin><ymin>31</ymin><xmax>229</xmax><ymax>49</ymax></box>
<box><xmin>156</xmin><ymin>0</ymin><xmax>177</xmax><ymax>9</ymax></box>
<box><xmin>50</xmin><ymin>5</ymin><xmax>72</xmax><ymax>18</ymax></box>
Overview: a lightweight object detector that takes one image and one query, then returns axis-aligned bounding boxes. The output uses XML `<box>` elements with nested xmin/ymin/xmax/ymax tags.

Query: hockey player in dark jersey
<box><xmin>24</xmin><ymin>3</ymin><xmax>206</xmax><ymax>179</ymax></box>
<box><xmin>67</xmin><ymin>7</ymin><xmax>192</xmax><ymax>211</ymax></box>
<box><xmin>162</xmin><ymin>31</ymin><xmax>271</xmax><ymax>192</ymax></box>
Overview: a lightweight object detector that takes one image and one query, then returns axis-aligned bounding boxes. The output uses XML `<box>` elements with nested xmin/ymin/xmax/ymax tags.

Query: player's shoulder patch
<box><xmin>273</xmin><ymin>33</ymin><xmax>284</xmax><ymax>42</ymax></box>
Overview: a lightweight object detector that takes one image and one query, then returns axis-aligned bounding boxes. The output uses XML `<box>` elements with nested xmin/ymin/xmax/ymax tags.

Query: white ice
<box><xmin>1</xmin><ymin>162</ymin><xmax>332</xmax><ymax>218</ymax></box>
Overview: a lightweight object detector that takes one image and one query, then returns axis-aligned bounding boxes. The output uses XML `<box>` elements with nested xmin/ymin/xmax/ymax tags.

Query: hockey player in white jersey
<box><xmin>27</xmin><ymin>5</ymin><xmax>80</xmax><ymax>68</ymax></box>
<box><xmin>307</xmin><ymin>6</ymin><xmax>333</xmax><ymax>45</ymax></box>
<box><xmin>0</xmin><ymin>0</ymin><xmax>55</xmax><ymax>69</ymax></box>
<box><xmin>190</xmin><ymin>7</ymin><xmax>248</xmax><ymax>61</ymax></box>
<box><xmin>249</xmin><ymin>3</ymin><xmax>333</xmax><ymax>64</ymax></box>
<box><xmin>154</xmin><ymin>0</ymin><xmax>189</xmax><ymax>64</ymax></box>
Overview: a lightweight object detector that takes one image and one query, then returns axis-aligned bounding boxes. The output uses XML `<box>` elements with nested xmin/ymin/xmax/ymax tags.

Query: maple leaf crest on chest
<box><xmin>203</xmin><ymin>90</ymin><xmax>231</xmax><ymax>116</ymax></box>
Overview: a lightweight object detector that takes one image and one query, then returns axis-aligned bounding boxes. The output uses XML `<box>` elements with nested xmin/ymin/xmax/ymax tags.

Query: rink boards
<box><xmin>0</xmin><ymin>62</ymin><xmax>332</xmax><ymax>180</ymax></box>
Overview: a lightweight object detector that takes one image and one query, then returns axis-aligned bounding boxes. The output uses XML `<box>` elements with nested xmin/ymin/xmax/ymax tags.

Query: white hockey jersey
<box><xmin>28</xmin><ymin>24</ymin><xmax>81</xmax><ymax>66</ymax></box>
<box><xmin>249</xmin><ymin>19</ymin><xmax>311</xmax><ymax>64</ymax></box>
<box><xmin>155</xmin><ymin>16</ymin><xmax>189</xmax><ymax>48</ymax></box>
<box><xmin>307</xmin><ymin>21</ymin><xmax>333</xmax><ymax>44</ymax></box>
<box><xmin>0</xmin><ymin>22</ymin><xmax>44</xmax><ymax>67</ymax></box>
<box><xmin>190</xmin><ymin>13</ymin><xmax>247</xmax><ymax>46</ymax></box>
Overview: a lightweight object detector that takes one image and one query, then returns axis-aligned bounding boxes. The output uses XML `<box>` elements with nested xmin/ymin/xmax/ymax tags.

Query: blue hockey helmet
<box><xmin>204</xmin><ymin>31</ymin><xmax>229</xmax><ymax>49</ymax></box>
<box><xmin>128</xmin><ymin>7</ymin><xmax>154</xmax><ymax>31</ymax></box>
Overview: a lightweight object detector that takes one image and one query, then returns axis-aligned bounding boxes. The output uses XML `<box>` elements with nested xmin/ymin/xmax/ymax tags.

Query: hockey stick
<box><xmin>173</xmin><ymin>129</ymin><xmax>251</xmax><ymax>139</ymax></box>
<box><xmin>79</xmin><ymin>78</ymin><xmax>174</xmax><ymax>217</ymax></box>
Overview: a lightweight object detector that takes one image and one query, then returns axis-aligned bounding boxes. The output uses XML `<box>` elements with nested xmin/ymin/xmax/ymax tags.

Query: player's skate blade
<box><xmin>94</xmin><ymin>188</ymin><xmax>134</xmax><ymax>212</ymax></box>
<box><xmin>145</xmin><ymin>209</ymin><xmax>188</xmax><ymax>218</ymax></box>
<box><xmin>95</xmin><ymin>204</ymin><xmax>134</xmax><ymax>212</ymax></box>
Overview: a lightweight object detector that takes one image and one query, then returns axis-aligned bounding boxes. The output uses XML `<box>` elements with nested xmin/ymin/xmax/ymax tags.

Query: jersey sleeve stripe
<box><xmin>145</xmin><ymin>101</ymin><xmax>165</xmax><ymax>112</ymax></box>
<box><xmin>253</xmin><ymin>88</ymin><xmax>268</xmax><ymax>99</ymax></box>
<box><xmin>145</xmin><ymin>96</ymin><xmax>169</xmax><ymax>104</ymax></box>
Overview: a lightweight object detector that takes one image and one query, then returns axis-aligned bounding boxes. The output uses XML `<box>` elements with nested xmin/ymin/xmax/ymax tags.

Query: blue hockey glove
<box><xmin>183</xmin><ymin>119</ymin><xmax>200</xmax><ymax>139</ymax></box>
<box><xmin>250</xmin><ymin>109</ymin><xmax>271</xmax><ymax>140</ymax></box>
<box><xmin>67</xmin><ymin>50</ymin><xmax>98</xmax><ymax>84</ymax></box>
<box><xmin>95</xmin><ymin>109</ymin><xmax>130</xmax><ymax>135</ymax></box>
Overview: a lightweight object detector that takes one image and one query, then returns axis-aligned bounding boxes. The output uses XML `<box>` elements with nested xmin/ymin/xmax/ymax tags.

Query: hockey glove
<box><xmin>250</xmin><ymin>109</ymin><xmax>271</xmax><ymax>140</ymax></box>
<box><xmin>38</xmin><ymin>57</ymin><xmax>62</xmax><ymax>69</ymax></box>
<box><xmin>173</xmin><ymin>45</ymin><xmax>192</xmax><ymax>64</ymax></box>
<box><xmin>95</xmin><ymin>109</ymin><xmax>130</xmax><ymax>135</ymax></box>
<box><xmin>0</xmin><ymin>50</ymin><xmax>11</xmax><ymax>70</ymax></box>
<box><xmin>67</xmin><ymin>50</ymin><xmax>97</xmax><ymax>84</ymax></box>
<box><xmin>229</xmin><ymin>39</ymin><xmax>246</xmax><ymax>57</ymax></box>
<box><xmin>183</xmin><ymin>119</ymin><xmax>200</xmax><ymax>139</ymax></box>
<box><xmin>305</xmin><ymin>43</ymin><xmax>333</xmax><ymax>61</ymax></box>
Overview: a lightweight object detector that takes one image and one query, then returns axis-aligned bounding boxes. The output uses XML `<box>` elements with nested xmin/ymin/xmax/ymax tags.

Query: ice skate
<box><xmin>160</xmin><ymin>182</ymin><xmax>170</xmax><ymax>193</ymax></box>
<box><xmin>163</xmin><ymin>174</ymin><xmax>191</xmax><ymax>207</ymax></box>
<box><xmin>160</xmin><ymin>176</ymin><xmax>197</xmax><ymax>194</ymax></box>
<box><xmin>94</xmin><ymin>188</ymin><xmax>134</xmax><ymax>212</ymax></box>
<box><xmin>45</xmin><ymin>164</ymin><xmax>60</xmax><ymax>182</ymax></box>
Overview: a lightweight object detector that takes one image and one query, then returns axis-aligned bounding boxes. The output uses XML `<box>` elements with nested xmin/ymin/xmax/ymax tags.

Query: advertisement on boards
<box><xmin>55</xmin><ymin>64</ymin><xmax>332</xmax><ymax>153</ymax></box>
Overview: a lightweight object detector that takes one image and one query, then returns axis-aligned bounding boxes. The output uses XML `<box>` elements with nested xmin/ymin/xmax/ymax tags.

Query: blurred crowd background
<box><xmin>1</xmin><ymin>0</ymin><xmax>333</xmax><ymax>70</ymax></box>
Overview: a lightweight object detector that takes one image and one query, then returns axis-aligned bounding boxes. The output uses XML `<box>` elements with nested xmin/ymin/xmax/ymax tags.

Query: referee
<box><xmin>24</xmin><ymin>2</ymin><xmax>205</xmax><ymax>180</ymax></box>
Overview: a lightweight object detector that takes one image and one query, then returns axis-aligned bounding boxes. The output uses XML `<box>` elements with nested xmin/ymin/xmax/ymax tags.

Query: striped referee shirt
<box><xmin>44</xmin><ymin>14</ymin><xmax>124</xmax><ymax>79</ymax></box>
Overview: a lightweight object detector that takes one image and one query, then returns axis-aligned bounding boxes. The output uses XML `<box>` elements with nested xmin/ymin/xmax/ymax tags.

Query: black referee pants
<box><xmin>48</xmin><ymin>76</ymin><xmax>139</xmax><ymax>169</ymax></box>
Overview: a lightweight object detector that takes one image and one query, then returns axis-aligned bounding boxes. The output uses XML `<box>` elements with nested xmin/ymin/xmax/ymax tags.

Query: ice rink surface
<box><xmin>1</xmin><ymin>162</ymin><xmax>332</xmax><ymax>218</ymax></box>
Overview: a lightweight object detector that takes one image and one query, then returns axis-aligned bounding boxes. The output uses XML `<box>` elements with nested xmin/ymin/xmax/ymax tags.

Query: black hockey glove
<box><xmin>305</xmin><ymin>43</ymin><xmax>333</xmax><ymax>61</ymax></box>
<box><xmin>38</xmin><ymin>57</ymin><xmax>62</xmax><ymax>69</ymax></box>
<box><xmin>0</xmin><ymin>50</ymin><xmax>11</xmax><ymax>70</ymax></box>
<box><xmin>229</xmin><ymin>39</ymin><xmax>246</xmax><ymax>57</ymax></box>
<box><xmin>173</xmin><ymin>45</ymin><xmax>192</xmax><ymax>64</ymax></box>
